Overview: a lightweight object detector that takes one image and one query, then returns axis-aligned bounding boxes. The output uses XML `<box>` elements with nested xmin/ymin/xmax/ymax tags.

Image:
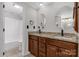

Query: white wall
<box><xmin>23</xmin><ymin>4</ymin><xmax>37</xmax><ymax>32</ymax></box>
<box><xmin>15</xmin><ymin>3</ymin><xmax>38</xmax><ymax>55</ymax></box>
<box><xmin>37</xmin><ymin>2</ymin><xmax>75</xmax><ymax>33</ymax></box>
<box><xmin>16</xmin><ymin>3</ymin><xmax>38</xmax><ymax>32</ymax></box>
<box><xmin>0</xmin><ymin>3</ymin><xmax>4</xmax><ymax>56</ymax></box>
<box><xmin>23</xmin><ymin>3</ymin><xmax>37</xmax><ymax>55</ymax></box>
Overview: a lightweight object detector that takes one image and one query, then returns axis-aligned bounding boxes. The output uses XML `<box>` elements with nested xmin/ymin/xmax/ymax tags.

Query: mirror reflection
<box><xmin>55</xmin><ymin>6</ymin><xmax>74</xmax><ymax>32</ymax></box>
<box><xmin>40</xmin><ymin>14</ymin><xmax>46</xmax><ymax>29</ymax></box>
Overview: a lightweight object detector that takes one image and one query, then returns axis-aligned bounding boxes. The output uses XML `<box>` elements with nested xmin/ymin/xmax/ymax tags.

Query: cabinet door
<box><xmin>33</xmin><ymin>40</ymin><xmax>38</xmax><ymax>56</ymax></box>
<box><xmin>29</xmin><ymin>35</ymin><xmax>39</xmax><ymax>56</ymax></box>
<box><xmin>39</xmin><ymin>51</ymin><xmax>46</xmax><ymax>57</ymax></box>
<box><xmin>39</xmin><ymin>42</ymin><xmax>46</xmax><ymax>53</ymax></box>
<box><xmin>59</xmin><ymin>48</ymin><xmax>77</xmax><ymax>57</ymax></box>
<box><xmin>39</xmin><ymin>42</ymin><xmax>46</xmax><ymax>57</ymax></box>
<box><xmin>29</xmin><ymin>39</ymin><xmax>34</xmax><ymax>54</ymax></box>
<box><xmin>47</xmin><ymin>44</ymin><xmax>58</xmax><ymax>57</ymax></box>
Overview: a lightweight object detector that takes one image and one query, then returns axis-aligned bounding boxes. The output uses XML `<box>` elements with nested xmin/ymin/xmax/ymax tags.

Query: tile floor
<box><xmin>3</xmin><ymin>47</ymin><xmax>34</xmax><ymax>57</ymax></box>
<box><xmin>3</xmin><ymin>47</ymin><xmax>21</xmax><ymax>57</ymax></box>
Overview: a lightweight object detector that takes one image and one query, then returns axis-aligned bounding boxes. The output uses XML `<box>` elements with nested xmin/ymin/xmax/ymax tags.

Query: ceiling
<box><xmin>4</xmin><ymin>2</ymin><xmax>53</xmax><ymax>14</ymax></box>
<box><xmin>4</xmin><ymin>2</ymin><xmax>23</xmax><ymax>15</ymax></box>
<box><xmin>26</xmin><ymin>2</ymin><xmax>54</xmax><ymax>10</ymax></box>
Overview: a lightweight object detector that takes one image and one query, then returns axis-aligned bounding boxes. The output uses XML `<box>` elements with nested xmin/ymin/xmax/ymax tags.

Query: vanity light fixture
<box><xmin>14</xmin><ymin>4</ymin><xmax>20</xmax><ymax>8</ymax></box>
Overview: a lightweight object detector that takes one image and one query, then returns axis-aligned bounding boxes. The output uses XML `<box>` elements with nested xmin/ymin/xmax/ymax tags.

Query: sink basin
<box><xmin>53</xmin><ymin>34</ymin><xmax>76</xmax><ymax>39</ymax></box>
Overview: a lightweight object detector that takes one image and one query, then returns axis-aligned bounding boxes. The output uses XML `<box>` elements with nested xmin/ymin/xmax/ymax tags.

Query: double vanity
<box><xmin>27</xmin><ymin>2</ymin><xmax>79</xmax><ymax>57</ymax></box>
<box><xmin>28</xmin><ymin>32</ymin><xmax>78</xmax><ymax>57</ymax></box>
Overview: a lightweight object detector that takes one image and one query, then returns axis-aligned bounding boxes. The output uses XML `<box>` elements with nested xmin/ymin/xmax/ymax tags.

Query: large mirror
<box><xmin>55</xmin><ymin>6</ymin><xmax>74</xmax><ymax>33</ymax></box>
<box><xmin>40</xmin><ymin>13</ymin><xmax>46</xmax><ymax>29</ymax></box>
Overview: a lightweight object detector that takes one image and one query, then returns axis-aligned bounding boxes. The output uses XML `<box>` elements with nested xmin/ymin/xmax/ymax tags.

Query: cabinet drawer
<box><xmin>29</xmin><ymin>35</ymin><xmax>38</xmax><ymax>41</ymax></box>
<box><xmin>39</xmin><ymin>42</ymin><xmax>46</xmax><ymax>53</ymax></box>
<box><xmin>47</xmin><ymin>39</ymin><xmax>77</xmax><ymax>50</ymax></box>
<box><xmin>39</xmin><ymin>51</ymin><xmax>46</xmax><ymax>57</ymax></box>
<box><xmin>39</xmin><ymin>37</ymin><xmax>46</xmax><ymax>43</ymax></box>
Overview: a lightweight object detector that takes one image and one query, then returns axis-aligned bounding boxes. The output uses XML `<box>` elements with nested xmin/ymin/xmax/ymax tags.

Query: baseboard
<box><xmin>22</xmin><ymin>51</ymin><xmax>30</xmax><ymax>57</ymax></box>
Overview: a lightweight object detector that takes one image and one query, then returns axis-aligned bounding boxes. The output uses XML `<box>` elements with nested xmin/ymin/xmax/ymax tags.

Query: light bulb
<box><xmin>14</xmin><ymin>5</ymin><xmax>20</xmax><ymax>8</ymax></box>
<box><xmin>40</xmin><ymin>4</ymin><xmax>43</xmax><ymax>6</ymax></box>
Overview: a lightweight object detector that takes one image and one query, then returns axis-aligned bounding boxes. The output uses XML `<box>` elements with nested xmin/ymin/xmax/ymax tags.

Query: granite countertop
<box><xmin>29</xmin><ymin>32</ymin><xmax>78</xmax><ymax>43</ymax></box>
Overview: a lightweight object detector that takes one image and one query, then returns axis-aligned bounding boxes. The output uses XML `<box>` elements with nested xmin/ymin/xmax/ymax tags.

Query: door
<box><xmin>3</xmin><ymin>2</ymin><xmax>23</xmax><ymax>56</ymax></box>
<box><xmin>0</xmin><ymin>3</ymin><xmax>4</xmax><ymax>56</ymax></box>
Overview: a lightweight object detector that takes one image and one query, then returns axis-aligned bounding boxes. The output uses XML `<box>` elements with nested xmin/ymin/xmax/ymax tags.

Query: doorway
<box><xmin>3</xmin><ymin>2</ymin><xmax>23</xmax><ymax>57</ymax></box>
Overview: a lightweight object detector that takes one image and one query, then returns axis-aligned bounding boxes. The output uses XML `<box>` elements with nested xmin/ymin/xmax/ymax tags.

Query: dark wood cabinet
<box><xmin>33</xmin><ymin>40</ymin><xmax>38</xmax><ymax>56</ymax></box>
<box><xmin>39</xmin><ymin>51</ymin><xmax>46</xmax><ymax>57</ymax></box>
<box><xmin>29</xmin><ymin>35</ymin><xmax>78</xmax><ymax>57</ymax></box>
<box><xmin>47</xmin><ymin>44</ymin><xmax>59</xmax><ymax>57</ymax></box>
<box><xmin>46</xmin><ymin>38</ymin><xmax>78</xmax><ymax>57</ymax></box>
<box><xmin>39</xmin><ymin>37</ymin><xmax>46</xmax><ymax>57</ymax></box>
<box><xmin>39</xmin><ymin>42</ymin><xmax>46</xmax><ymax>53</ymax></box>
<box><xmin>29</xmin><ymin>38</ymin><xmax>34</xmax><ymax>53</ymax></box>
<box><xmin>29</xmin><ymin>35</ymin><xmax>39</xmax><ymax>56</ymax></box>
<box><xmin>58</xmin><ymin>48</ymin><xmax>77</xmax><ymax>57</ymax></box>
<box><xmin>47</xmin><ymin>44</ymin><xmax>77</xmax><ymax>57</ymax></box>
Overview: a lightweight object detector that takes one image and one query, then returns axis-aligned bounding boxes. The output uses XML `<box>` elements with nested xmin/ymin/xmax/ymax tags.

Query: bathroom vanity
<box><xmin>28</xmin><ymin>32</ymin><xmax>78</xmax><ymax>57</ymax></box>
